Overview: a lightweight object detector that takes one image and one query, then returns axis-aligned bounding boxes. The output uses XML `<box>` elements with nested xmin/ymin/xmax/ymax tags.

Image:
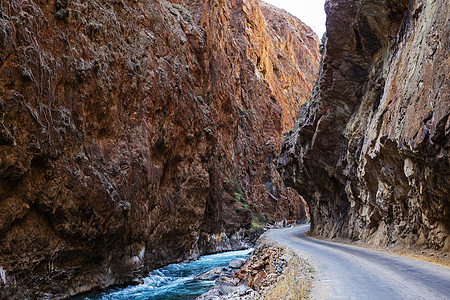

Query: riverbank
<box><xmin>73</xmin><ymin>249</ymin><xmax>252</xmax><ymax>300</ymax></box>
<box><xmin>197</xmin><ymin>231</ymin><xmax>314</xmax><ymax>300</ymax></box>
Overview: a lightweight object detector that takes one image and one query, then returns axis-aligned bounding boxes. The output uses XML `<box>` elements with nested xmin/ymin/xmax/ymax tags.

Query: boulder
<box><xmin>229</xmin><ymin>259</ymin><xmax>246</xmax><ymax>269</ymax></box>
<box><xmin>195</xmin><ymin>267</ymin><xmax>223</xmax><ymax>281</ymax></box>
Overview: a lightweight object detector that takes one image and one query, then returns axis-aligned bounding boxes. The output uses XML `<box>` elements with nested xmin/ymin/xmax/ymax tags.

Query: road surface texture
<box><xmin>266</xmin><ymin>225</ymin><xmax>450</xmax><ymax>300</ymax></box>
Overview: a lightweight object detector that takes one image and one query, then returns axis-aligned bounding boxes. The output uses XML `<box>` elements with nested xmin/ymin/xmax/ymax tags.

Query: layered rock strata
<box><xmin>0</xmin><ymin>0</ymin><xmax>319</xmax><ymax>297</ymax></box>
<box><xmin>278</xmin><ymin>0</ymin><xmax>449</xmax><ymax>251</ymax></box>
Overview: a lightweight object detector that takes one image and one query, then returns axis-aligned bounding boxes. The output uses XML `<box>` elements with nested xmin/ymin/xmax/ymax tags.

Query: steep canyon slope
<box><xmin>0</xmin><ymin>0</ymin><xmax>319</xmax><ymax>298</ymax></box>
<box><xmin>278</xmin><ymin>0</ymin><xmax>449</xmax><ymax>252</ymax></box>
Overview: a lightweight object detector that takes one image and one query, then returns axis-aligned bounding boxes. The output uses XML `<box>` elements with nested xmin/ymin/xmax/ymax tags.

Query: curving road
<box><xmin>266</xmin><ymin>225</ymin><xmax>450</xmax><ymax>300</ymax></box>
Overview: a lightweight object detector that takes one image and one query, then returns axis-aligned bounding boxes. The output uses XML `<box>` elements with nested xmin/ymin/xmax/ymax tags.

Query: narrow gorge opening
<box><xmin>1</xmin><ymin>0</ymin><xmax>448</xmax><ymax>299</ymax></box>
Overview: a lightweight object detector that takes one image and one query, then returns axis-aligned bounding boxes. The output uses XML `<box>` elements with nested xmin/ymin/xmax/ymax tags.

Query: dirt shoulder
<box><xmin>306</xmin><ymin>232</ymin><xmax>450</xmax><ymax>268</ymax></box>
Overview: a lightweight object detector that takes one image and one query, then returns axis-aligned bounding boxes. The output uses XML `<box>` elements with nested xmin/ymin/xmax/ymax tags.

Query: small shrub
<box><xmin>251</xmin><ymin>216</ymin><xmax>264</xmax><ymax>231</ymax></box>
<box><xmin>230</xmin><ymin>178</ymin><xmax>251</xmax><ymax>211</ymax></box>
<box><xmin>11</xmin><ymin>16</ymin><xmax>20</xmax><ymax>24</ymax></box>
<box><xmin>180</xmin><ymin>10</ymin><xmax>191</xmax><ymax>22</ymax></box>
<box><xmin>204</xmin><ymin>128</ymin><xmax>213</xmax><ymax>135</ymax></box>
<box><xmin>55</xmin><ymin>0</ymin><xmax>71</xmax><ymax>19</ymax></box>
<box><xmin>21</xmin><ymin>68</ymin><xmax>32</xmax><ymax>80</ymax></box>
<box><xmin>257</xmin><ymin>215</ymin><xmax>264</xmax><ymax>224</ymax></box>
<box><xmin>234</xmin><ymin>191</ymin><xmax>243</xmax><ymax>202</ymax></box>
<box><xmin>386</xmin><ymin>216</ymin><xmax>394</xmax><ymax>224</ymax></box>
<box><xmin>56</xmin><ymin>8</ymin><xmax>70</xmax><ymax>19</ymax></box>
<box><xmin>55</xmin><ymin>0</ymin><xmax>71</xmax><ymax>10</ymax></box>
<box><xmin>230</xmin><ymin>179</ymin><xmax>244</xmax><ymax>199</ymax></box>
<box><xmin>241</xmin><ymin>202</ymin><xmax>250</xmax><ymax>210</ymax></box>
<box><xmin>76</xmin><ymin>66</ymin><xmax>86</xmax><ymax>79</ymax></box>
<box><xmin>88</xmin><ymin>21</ymin><xmax>102</xmax><ymax>32</ymax></box>
<box><xmin>119</xmin><ymin>201</ymin><xmax>131</xmax><ymax>212</ymax></box>
<box><xmin>319</xmin><ymin>32</ymin><xmax>327</xmax><ymax>55</ymax></box>
<box><xmin>168</xmin><ymin>6</ymin><xmax>178</xmax><ymax>16</ymax></box>
<box><xmin>172</xmin><ymin>4</ymin><xmax>192</xmax><ymax>22</ymax></box>
<box><xmin>283</xmin><ymin>128</ymin><xmax>293</xmax><ymax>139</ymax></box>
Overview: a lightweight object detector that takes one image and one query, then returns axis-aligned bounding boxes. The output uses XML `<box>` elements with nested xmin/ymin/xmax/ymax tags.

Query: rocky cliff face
<box><xmin>0</xmin><ymin>0</ymin><xmax>319</xmax><ymax>298</ymax></box>
<box><xmin>279</xmin><ymin>0</ymin><xmax>449</xmax><ymax>252</ymax></box>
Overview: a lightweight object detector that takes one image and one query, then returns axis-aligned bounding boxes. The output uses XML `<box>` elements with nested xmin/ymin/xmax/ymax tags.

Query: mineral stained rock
<box><xmin>0</xmin><ymin>0</ymin><xmax>319</xmax><ymax>298</ymax></box>
<box><xmin>278</xmin><ymin>0</ymin><xmax>449</xmax><ymax>251</ymax></box>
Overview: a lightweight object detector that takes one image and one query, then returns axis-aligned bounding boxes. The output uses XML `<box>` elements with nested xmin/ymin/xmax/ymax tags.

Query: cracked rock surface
<box><xmin>278</xmin><ymin>0</ymin><xmax>449</xmax><ymax>252</ymax></box>
<box><xmin>0</xmin><ymin>0</ymin><xmax>319</xmax><ymax>298</ymax></box>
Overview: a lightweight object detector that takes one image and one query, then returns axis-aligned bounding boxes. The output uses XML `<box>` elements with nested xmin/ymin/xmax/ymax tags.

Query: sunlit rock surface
<box><xmin>0</xmin><ymin>0</ymin><xmax>319</xmax><ymax>297</ymax></box>
<box><xmin>279</xmin><ymin>0</ymin><xmax>449</xmax><ymax>251</ymax></box>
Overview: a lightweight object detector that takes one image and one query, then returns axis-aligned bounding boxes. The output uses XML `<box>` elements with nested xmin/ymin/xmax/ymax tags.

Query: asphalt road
<box><xmin>266</xmin><ymin>225</ymin><xmax>450</xmax><ymax>300</ymax></box>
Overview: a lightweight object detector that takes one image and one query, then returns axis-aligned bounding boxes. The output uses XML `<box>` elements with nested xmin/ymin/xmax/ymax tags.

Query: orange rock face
<box><xmin>0</xmin><ymin>0</ymin><xmax>319</xmax><ymax>297</ymax></box>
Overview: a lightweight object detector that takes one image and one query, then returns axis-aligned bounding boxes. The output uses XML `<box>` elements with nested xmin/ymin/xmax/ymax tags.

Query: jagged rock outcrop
<box><xmin>0</xmin><ymin>0</ymin><xmax>319</xmax><ymax>298</ymax></box>
<box><xmin>278</xmin><ymin>0</ymin><xmax>449</xmax><ymax>252</ymax></box>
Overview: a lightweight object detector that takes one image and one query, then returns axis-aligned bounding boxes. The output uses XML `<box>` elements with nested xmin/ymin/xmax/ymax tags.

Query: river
<box><xmin>76</xmin><ymin>248</ymin><xmax>252</xmax><ymax>300</ymax></box>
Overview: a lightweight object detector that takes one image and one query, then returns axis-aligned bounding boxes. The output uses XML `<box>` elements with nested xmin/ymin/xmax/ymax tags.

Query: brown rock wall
<box><xmin>278</xmin><ymin>0</ymin><xmax>449</xmax><ymax>252</ymax></box>
<box><xmin>0</xmin><ymin>0</ymin><xmax>319</xmax><ymax>297</ymax></box>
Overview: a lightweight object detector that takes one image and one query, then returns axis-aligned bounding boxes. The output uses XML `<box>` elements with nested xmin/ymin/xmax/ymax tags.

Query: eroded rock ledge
<box><xmin>0</xmin><ymin>0</ymin><xmax>319</xmax><ymax>298</ymax></box>
<box><xmin>278</xmin><ymin>0</ymin><xmax>449</xmax><ymax>251</ymax></box>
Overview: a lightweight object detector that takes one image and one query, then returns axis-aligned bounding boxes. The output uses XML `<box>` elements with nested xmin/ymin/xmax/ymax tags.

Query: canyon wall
<box><xmin>279</xmin><ymin>0</ymin><xmax>449</xmax><ymax>252</ymax></box>
<box><xmin>0</xmin><ymin>0</ymin><xmax>319</xmax><ymax>298</ymax></box>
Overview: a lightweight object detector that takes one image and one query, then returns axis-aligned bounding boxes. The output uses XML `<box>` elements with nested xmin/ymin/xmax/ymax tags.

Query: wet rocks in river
<box><xmin>197</xmin><ymin>242</ymin><xmax>290</xmax><ymax>299</ymax></box>
<box><xmin>195</xmin><ymin>267</ymin><xmax>223</xmax><ymax>281</ymax></box>
<box><xmin>229</xmin><ymin>258</ymin><xmax>246</xmax><ymax>269</ymax></box>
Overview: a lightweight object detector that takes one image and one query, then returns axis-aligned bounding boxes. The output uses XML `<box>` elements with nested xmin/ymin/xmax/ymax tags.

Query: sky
<box><xmin>263</xmin><ymin>0</ymin><xmax>327</xmax><ymax>36</ymax></box>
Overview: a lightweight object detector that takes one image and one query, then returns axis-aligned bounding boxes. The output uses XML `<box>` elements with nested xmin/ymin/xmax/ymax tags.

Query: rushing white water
<box><xmin>0</xmin><ymin>267</ymin><xmax>6</xmax><ymax>285</ymax></box>
<box><xmin>78</xmin><ymin>249</ymin><xmax>252</xmax><ymax>300</ymax></box>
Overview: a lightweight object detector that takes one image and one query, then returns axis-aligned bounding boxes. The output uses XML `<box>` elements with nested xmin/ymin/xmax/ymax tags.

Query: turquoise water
<box><xmin>79</xmin><ymin>249</ymin><xmax>252</xmax><ymax>300</ymax></box>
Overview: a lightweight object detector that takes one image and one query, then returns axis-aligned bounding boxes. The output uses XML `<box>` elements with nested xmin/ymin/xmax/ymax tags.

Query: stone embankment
<box><xmin>197</xmin><ymin>232</ymin><xmax>314</xmax><ymax>300</ymax></box>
